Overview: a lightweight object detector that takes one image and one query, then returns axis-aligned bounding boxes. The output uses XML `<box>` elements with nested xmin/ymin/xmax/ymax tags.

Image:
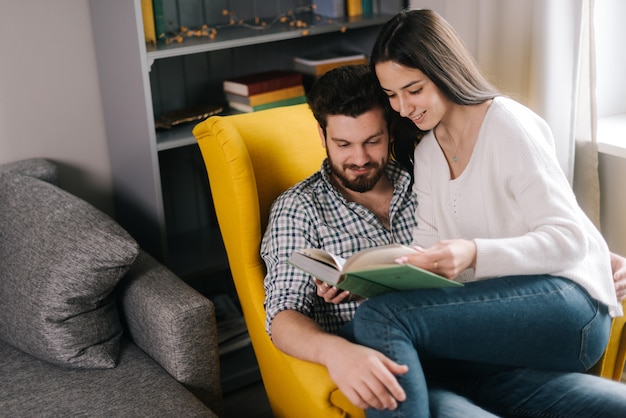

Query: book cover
<box><xmin>223</xmin><ymin>71</ymin><xmax>303</xmax><ymax>96</ymax></box>
<box><xmin>140</xmin><ymin>0</ymin><xmax>156</xmax><ymax>44</ymax></box>
<box><xmin>288</xmin><ymin>244</ymin><xmax>463</xmax><ymax>298</ymax></box>
<box><xmin>313</xmin><ymin>0</ymin><xmax>346</xmax><ymax>18</ymax></box>
<box><xmin>228</xmin><ymin>95</ymin><xmax>307</xmax><ymax>113</ymax></box>
<box><xmin>225</xmin><ymin>85</ymin><xmax>305</xmax><ymax>107</ymax></box>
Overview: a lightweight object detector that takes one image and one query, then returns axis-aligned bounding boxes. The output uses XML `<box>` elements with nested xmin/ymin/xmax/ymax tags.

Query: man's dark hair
<box><xmin>306</xmin><ymin>64</ymin><xmax>391</xmax><ymax>136</ymax></box>
<box><xmin>307</xmin><ymin>64</ymin><xmax>420</xmax><ymax>174</ymax></box>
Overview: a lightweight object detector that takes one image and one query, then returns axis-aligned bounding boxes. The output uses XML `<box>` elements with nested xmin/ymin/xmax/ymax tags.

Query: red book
<box><xmin>223</xmin><ymin>71</ymin><xmax>303</xmax><ymax>96</ymax></box>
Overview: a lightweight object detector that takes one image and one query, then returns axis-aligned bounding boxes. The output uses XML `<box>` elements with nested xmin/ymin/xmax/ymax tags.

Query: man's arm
<box><xmin>271</xmin><ymin>309</ymin><xmax>408</xmax><ymax>411</ymax></box>
<box><xmin>610</xmin><ymin>252</ymin><xmax>626</xmax><ymax>302</ymax></box>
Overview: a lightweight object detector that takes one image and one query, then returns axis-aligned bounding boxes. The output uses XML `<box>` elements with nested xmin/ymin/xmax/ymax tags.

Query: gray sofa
<box><xmin>0</xmin><ymin>159</ymin><xmax>222</xmax><ymax>417</ymax></box>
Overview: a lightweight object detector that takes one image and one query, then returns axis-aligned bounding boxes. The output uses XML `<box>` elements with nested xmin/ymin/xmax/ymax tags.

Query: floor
<box><xmin>223</xmin><ymin>380</ymin><xmax>273</xmax><ymax>418</ymax></box>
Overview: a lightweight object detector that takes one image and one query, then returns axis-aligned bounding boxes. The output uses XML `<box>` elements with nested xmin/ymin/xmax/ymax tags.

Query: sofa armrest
<box><xmin>118</xmin><ymin>250</ymin><xmax>222</xmax><ymax>414</ymax></box>
<box><xmin>0</xmin><ymin>158</ymin><xmax>59</xmax><ymax>185</ymax></box>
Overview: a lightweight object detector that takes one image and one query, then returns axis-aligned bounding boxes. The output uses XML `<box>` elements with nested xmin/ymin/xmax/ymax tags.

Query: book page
<box><xmin>295</xmin><ymin>248</ymin><xmax>346</xmax><ymax>270</ymax></box>
<box><xmin>344</xmin><ymin>244</ymin><xmax>417</xmax><ymax>272</ymax></box>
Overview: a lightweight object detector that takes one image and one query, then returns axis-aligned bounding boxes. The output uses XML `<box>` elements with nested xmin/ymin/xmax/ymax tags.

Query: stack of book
<box><xmin>293</xmin><ymin>49</ymin><xmax>367</xmax><ymax>77</ymax></box>
<box><xmin>210</xmin><ymin>293</ymin><xmax>251</xmax><ymax>356</ymax></box>
<box><xmin>223</xmin><ymin>70</ymin><xmax>306</xmax><ymax>113</ymax></box>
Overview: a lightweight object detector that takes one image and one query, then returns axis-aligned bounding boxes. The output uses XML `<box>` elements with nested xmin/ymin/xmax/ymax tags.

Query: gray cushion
<box><xmin>0</xmin><ymin>338</ymin><xmax>217</xmax><ymax>417</ymax></box>
<box><xmin>0</xmin><ymin>172</ymin><xmax>139</xmax><ymax>369</ymax></box>
<box><xmin>0</xmin><ymin>158</ymin><xmax>59</xmax><ymax>185</ymax></box>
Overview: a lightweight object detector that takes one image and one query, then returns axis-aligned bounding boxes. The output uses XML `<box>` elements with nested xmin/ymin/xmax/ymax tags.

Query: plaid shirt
<box><xmin>261</xmin><ymin>159</ymin><xmax>417</xmax><ymax>337</ymax></box>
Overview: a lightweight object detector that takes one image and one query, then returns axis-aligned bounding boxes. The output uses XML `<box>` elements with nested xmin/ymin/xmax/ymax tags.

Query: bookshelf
<box><xmin>89</xmin><ymin>0</ymin><xmax>404</xmax><ymax>393</ymax></box>
<box><xmin>89</xmin><ymin>0</ymin><xmax>403</xmax><ymax>272</ymax></box>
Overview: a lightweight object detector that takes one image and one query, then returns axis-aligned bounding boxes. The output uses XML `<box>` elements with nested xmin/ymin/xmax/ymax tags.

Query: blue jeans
<box><xmin>427</xmin><ymin>367</ymin><xmax>626</xmax><ymax>417</ymax></box>
<box><xmin>349</xmin><ymin>275</ymin><xmax>625</xmax><ymax>417</ymax></box>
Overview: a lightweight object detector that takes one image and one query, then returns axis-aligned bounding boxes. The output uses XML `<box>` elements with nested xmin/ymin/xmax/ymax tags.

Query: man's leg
<box><xmin>428</xmin><ymin>385</ymin><xmax>499</xmax><ymax>418</ymax></box>
<box><xmin>466</xmin><ymin>367</ymin><xmax>626</xmax><ymax>417</ymax></box>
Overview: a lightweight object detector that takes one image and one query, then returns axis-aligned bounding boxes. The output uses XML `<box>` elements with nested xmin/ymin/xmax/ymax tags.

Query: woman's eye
<box><xmin>409</xmin><ymin>88</ymin><xmax>422</xmax><ymax>95</ymax></box>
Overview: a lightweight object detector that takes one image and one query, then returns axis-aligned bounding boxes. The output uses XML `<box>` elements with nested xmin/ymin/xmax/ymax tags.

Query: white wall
<box><xmin>0</xmin><ymin>0</ymin><xmax>113</xmax><ymax>215</ymax></box>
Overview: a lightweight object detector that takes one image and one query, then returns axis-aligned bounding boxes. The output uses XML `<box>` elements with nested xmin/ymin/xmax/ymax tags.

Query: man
<box><xmin>261</xmin><ymin>64</ymin><xmax>626</xmax><ymax>416</ymax></box>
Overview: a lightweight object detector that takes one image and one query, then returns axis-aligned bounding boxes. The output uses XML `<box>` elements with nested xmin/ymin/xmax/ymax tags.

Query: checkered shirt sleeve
<box><xmin>261</xmin><ymin>160</ymin><xmax>417</xmax><ymax>337</ymax></box>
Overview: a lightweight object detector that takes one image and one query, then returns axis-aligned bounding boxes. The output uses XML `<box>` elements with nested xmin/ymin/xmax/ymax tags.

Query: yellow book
<box><xmin>140</xmin><ymin>0</ymin><xmax>156</xmax><ymax>44</ymax></box>
<box><xmin>346</xmin><ymin>0</ymin><xmax>362</xmax><ymax>17</ymax></box>
<box><xmin>310</xmin><ymin>57</ymin><xmax>368</xmax><ymax>76</ymax></box>
<box><xmin>225</xmin><ymin>85</ymin><xmax>305</xmax><ymax>107</ymax></box>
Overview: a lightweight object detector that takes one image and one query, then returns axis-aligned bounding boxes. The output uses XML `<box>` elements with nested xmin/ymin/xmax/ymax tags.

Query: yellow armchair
<box><xmin>193</xmin><ymin>103</ymin><xmax>625</xmax><ymax>417</ymax></box>
<box><xmin>591</xmin><ymin>299</ymin><xmax>626</xmax><ymax>381</ymax></box>
<box><xmin>193</xmin><ymin>104</ymin><xmax>364</xmax><ymax>418</ymax></box>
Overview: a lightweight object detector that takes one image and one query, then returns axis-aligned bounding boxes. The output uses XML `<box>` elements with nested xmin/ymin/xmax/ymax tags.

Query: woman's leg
<box><xmin>351</xmin><ymin>275</ymin><xmax>612</xmax><ymax>417</ymax></box>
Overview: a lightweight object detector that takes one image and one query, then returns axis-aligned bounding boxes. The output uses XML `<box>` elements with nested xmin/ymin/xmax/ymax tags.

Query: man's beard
<box><xmin>328</xmin><ymin>157</ymin><xmax>386</xmax><ymax>193</ymax></box>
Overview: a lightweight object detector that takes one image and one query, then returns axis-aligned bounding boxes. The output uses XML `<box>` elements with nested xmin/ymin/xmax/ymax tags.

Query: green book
<box><xmin>152</xmin><ymin>0</ymin><xmax>166</xmax><ymax>42</ymax></box>
<box><xmin>288</xmin><ymin>244</ymin><xmax>463</xmax><ymax>298</ymax></box>
<box><xmin>228</xmin><ymin>95</ymin><xmax>306</xmax><ymax>113</ymax></box>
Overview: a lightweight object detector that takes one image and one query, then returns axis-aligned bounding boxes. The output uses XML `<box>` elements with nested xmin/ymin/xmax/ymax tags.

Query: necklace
<box><xmin>443</xmin><ymin>109</ymin><xmax>471</xmax><ymax>163</ymax></box>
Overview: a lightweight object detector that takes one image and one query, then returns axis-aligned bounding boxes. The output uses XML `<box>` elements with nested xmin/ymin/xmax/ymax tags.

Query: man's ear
<box><xmin>318</xmin><ymin>124</ymin><xmax>327</xmax><ymax>148</ymax></box>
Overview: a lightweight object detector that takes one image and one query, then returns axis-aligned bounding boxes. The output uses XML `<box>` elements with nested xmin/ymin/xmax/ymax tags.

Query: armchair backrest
<box><xmin>193</xmin><ymin>104</ymin><xmax>364</xmax><ymax>417</ymax></box>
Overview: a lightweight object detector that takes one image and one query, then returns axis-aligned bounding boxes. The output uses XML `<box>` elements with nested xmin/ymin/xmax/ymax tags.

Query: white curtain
<box><xmin>409</xmin><ymin>0</ymin><xmax>600</xmax><ymax>225</ymax></box>
<box><xmin>571</xmin><ymin>0</ymin><xmax>600</xmax><ymax>227</ymax></box>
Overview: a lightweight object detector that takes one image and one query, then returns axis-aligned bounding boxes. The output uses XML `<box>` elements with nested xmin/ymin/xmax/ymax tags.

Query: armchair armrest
<box><xmin>118</xmin><ymin>250</ymin><xmax>222</xmax><ymax>414</ymax></box>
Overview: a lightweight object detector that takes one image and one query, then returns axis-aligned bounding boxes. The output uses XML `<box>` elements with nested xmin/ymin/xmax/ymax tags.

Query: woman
<box><xmin>348</xmin><ymin>9</ymin><xmax>624</xmax><ymax>417</ymax></box>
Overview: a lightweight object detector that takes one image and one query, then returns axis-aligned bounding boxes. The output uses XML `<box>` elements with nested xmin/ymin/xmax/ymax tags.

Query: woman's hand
<box><xmin>610</xmin><ymin>252</ymin><xmax>626</xmax><ymax>302</ymax></box>
<box><xmin>396</xmin><ymin>239</ymin><xmax>477</xmax><ymax>279</ymax></box>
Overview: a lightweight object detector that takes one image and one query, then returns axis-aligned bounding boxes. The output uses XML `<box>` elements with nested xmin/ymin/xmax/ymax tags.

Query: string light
<box><xmin>164</xmin><ymin>5</ymin><xmax>346</xmax><ymax>45</ymax></box>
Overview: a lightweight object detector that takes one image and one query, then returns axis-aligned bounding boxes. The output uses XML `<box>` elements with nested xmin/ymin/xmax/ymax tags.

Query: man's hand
<box><xmin>324</xmin><ymin>339</ymin><xmax>408</xmax><ymax>410</ymax></box>
<box><xmin>272</xmin><ymin>310</ymin><xmax>407</xmax><ymax>410</ymax></box>
<box><xmin>610</xmin><ymin>252</ymin><xmax>626</xmax><ymax>302</ymax></box>
<box><xmin>314</xmin><ymin>279</ymin><xmax>365</xmax><ymax>304</ymax></box>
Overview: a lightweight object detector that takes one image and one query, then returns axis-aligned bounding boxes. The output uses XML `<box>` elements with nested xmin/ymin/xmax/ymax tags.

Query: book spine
<box><xmin>227</xmin><ymin>85</ymin><xmax>305</xmax><ymax>107</ymax></box>
<box><xmin>141</xmin><ymin>0</ymin><xmax>156</xmax><ymax>44</ymax></box>
<box><xmin>253</xmin><ymin>95</ymin><xmax>306</xmax><ymax>111</ymax></box>
<box><xmin>295</xmin><ymin>57</ymin><xmax>368</xmax><ymax>76</ymax></box>
<box><xmin>247</xmin><ymin>74</ymin><xmax>303</xmax><ymax>96</ymax></box>
<box><xmin>152</xmin><ymin>0</ymin><xmax>166</xmax><ymax>42</ymax></box>
<box><xmin>229</xmin><ymin>96</ymin><xmax>306</xmax><ymax>113</ymax></box>
<box><xmin>361</xmin><ymin>0</ymin><xmax>373</xmax><ymax>15</ymax></box>
<box><xmin>313</xmin><ymin>58</ymin><xmax>367</xmax><ymax>76</ymax></box>
<box><xmin>346</xmin><ymin>0</ymin><xmax>362</xmax><ymax>16</ymax></box>
<box><xmin>224</xmin><ymin>73</ymin><xmax>303</xmax><ymax>96</ymax></box>
<box><xmin>293</xmin><ymin>52</ymin><xmax>366</xmax><ymax>66</ymax></box>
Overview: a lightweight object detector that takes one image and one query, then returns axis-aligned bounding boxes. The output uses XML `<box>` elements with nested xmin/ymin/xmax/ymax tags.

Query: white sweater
<box><xmin>412</xmin><ymin>97</ymin><xmax>622</xmax><ymax>317</ymax></box>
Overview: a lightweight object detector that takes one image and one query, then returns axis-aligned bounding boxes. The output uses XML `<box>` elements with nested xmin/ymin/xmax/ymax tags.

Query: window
<box><xmin>595</xmin><ymin>0</ymin><xmax>626</xmax><ymax>157</ymax></box>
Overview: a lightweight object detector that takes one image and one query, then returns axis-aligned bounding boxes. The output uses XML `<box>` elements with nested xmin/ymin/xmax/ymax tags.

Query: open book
<box><xmin>288</xmin><ymin>244</ymin><xmax>462</xmax><ymax>298</ymax></box>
